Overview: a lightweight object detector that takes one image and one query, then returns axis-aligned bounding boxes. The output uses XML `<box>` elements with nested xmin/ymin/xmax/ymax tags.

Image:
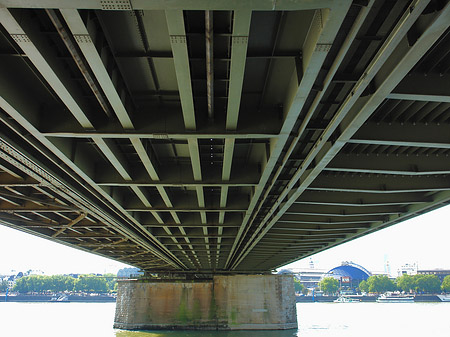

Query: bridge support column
<box><xmin>114</xmin><ymin>274</ymin><xmax>297</xmax><ymax>330</ymax></box>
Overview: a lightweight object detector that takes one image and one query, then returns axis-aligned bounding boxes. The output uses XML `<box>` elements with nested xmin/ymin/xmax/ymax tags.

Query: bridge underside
<box><xmin>0</xmin><ymin>0</ymin><xmax>449</xmax><ymax>274</ymax></box>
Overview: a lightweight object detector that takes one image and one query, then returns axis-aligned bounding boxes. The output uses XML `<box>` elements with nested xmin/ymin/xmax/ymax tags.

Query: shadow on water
<box><xmin>115</xmin><ymin>330</ymin><xmax>298</xmax><ymax>337</ymax></box>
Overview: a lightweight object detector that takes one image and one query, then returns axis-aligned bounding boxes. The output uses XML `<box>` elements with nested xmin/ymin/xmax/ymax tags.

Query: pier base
<box><xmin>114</xmin><ymin>274</ymin><xmax>297</xmax><ymax>330</ymax></box>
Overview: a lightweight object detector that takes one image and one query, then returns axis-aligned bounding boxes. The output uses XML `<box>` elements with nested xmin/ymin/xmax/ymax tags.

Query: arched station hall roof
<box><xmin>326</xmin><ymin>262</ymin><xmax>371</xmax><ymax>281</ymax></box>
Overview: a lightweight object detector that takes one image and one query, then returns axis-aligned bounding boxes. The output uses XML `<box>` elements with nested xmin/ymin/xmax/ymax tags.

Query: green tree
<box><xmin>14</xmin><ymin>275</ymin><xmax>47</xmax><ymax>293</ymax></box>
<box><xmin>396</xmin><ymin>274</ymin><xmax>415</xmax><ymax>292</ymax></box>
<box><xmin>0</xmin><ymin>280</ymin><xmax>8</xmax><ymax>292</ymax></box>
<box><xmin>13</xmin><ymin>276</ymin><xmax>30</xmax><ymax>293</ymax></box>
<box><xmin>366</xmin><ymin>275</ymin><xmax>396</xmax><ymax>293</ymax></box>
<box><xmin>13</xmin><ymin>275</ymin><xmax>77</xmax><ymax>293</ymax></box>
<box><xmin>319</xmin><ymin>277</ymin><xmax>339</xmax><ymax>295</ymax></box>
<box><xmin>74</xmin><ymin>275</ymin><xmax>108</xmax><ymax>293</ymax></box>
<box><xmin>414</xmin><ymin>274</ymin><xmax>441</xmax><ymax>293</ymax></box>
<box><xmin>359</xmin><ymin>280</ymin><xmax>368</xmax><ymax>293</ymax></box>
<box><xmin>49</xmin><ymin>275</ymin><xmax>75</xmax><ymax>292</ymax></box>
<box><xmin>442</xmin><ymin>275</ymin><xmax>450</xmax><ymax>293</ymax></box>
<box><xmin>293</xmin><ymin>278</ymin><xmax>304</xmax><ymax>294</ymax></box>
<box><xmin>103</xmin><ymin>273</ymin><xmax>117</xmax><ymax>292</ymax></box>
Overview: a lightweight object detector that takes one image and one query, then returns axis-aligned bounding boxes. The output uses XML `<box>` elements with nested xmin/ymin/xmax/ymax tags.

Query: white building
<box><xmin>397</xmin><ymin>263</ymin><xmax>418</xmax><ymax>276</ymax></box>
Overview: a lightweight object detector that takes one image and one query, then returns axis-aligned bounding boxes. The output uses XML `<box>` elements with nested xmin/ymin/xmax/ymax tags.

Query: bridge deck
<box><xmin>0</xmin><ymin>0</ymin><xmax>448</xmax><ymax>273</ymax></box>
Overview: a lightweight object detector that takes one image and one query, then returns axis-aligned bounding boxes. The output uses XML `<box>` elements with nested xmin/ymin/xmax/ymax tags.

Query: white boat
<box><xmin>376</xmin><ymin>293</ymin><xmax>414</xmax><ymax>303</ymax></box>
<box><xmin>50</xmin><ymin>295</ymin><xmax>69</xmax><ymax>302</ymax></box>
<box><xmin>333</xmin><ymin>296</ymin><xmax>361</xmax><ymax>303</ymax></box>
<box><xmin>437</xmin><ymin>295</ymin><xmax>450</xmax><ymax>302</ymax></box>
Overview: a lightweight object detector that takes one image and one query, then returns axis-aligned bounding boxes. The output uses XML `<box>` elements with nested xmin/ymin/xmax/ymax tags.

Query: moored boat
<box><xmin>333</xmin><ymin>295</ymin><xmax>361</xmax><ymax>303</ymax></box>
<box><xmin>50</xmin><ymin>295</ymin><xmax>69</xmax><ymax>302</ymax></box>
<box><xmin>437</xmin><ymin>295</ymin><xmax>450</xmax><ymax>302</ymax></box>
<box><xmin>376</xmin><ymin>293</ymin><xmax>414</xmax><ymax>303</ymax></box>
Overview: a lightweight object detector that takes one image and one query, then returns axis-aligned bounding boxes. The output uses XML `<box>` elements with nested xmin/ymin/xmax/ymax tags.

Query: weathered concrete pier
<box><xmin>114</xmin><ymin>274</ymin><xmax>297</xmax><ymax>330</ymax></box>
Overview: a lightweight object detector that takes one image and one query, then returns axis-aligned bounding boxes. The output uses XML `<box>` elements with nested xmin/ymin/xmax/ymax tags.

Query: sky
<box><xmin>284</xmin><ymin>204</ymin><xmax>450</xmax><ymax>275</ymax></box>
<box><xmin>0</xmin><ymin>204</ymin><xmax>449</xmax><ymax>276</ymax></box>
<box><xmin>0</xmin><ymin>226</ymin><xmax>132</xmax><ymax>275</ymax></box>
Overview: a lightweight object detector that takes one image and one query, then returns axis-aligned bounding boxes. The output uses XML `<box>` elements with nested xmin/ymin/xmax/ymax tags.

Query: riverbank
<box><xmin>296</xmin><ymin>295</ymin><xmax>443</xmax><ymax>302</ymax></box>
<box><xmin>0</xmin><ymin>294</ymin><xmax>116</xmax><ymax>302</ymax></box>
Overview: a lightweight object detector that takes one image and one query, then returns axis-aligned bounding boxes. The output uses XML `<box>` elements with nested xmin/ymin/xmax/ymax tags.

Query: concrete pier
<box><xmin>114</xmin><ymin>274</ymin><xmax>297</xmax><ymax>330</ymax></box>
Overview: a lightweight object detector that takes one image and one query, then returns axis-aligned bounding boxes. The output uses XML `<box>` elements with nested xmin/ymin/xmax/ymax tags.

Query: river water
<box><xmin>0</xmin><ymin>302</ymin><xmax>449</xmax><ymax>337</ymax></box>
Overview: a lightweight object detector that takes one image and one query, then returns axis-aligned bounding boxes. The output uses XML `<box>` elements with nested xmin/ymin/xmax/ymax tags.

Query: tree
<box><xmin>441</xmin><ymin>275</ymin><xmax>450</xmax><ymax>292</ymax></box>
<box><xmin>442</xmin><ymin>275</ymin><xmax>450</xmax><ymax>293</ymax></box>
<box><xmin>293</xmin><ymin>278</ymin><xmax>304</xmax><ymax>294</ymax></box>
<box><xmin>366</xmin><ymin>275</ymin><xmax>396</xmax><ymax>293</ymax></box>
<box><xmin>359</xmin><ymin>280</ymin><xmax>368</xmax><ymax>293</ymax></box>
<box><xmin>0</xmin><ymin>280</ymin><xmax>8</xmax><ymax>292</ymax></box>
<box><xmin>13</xmin><ymin>276</ymin><xmax>30</xmax><ymax>293</ymax></box>
<box><xmin>74</xmin><ymin>275</ymin><xmax>108</xmax><ymax>293</ymax></box>
<box><xmin>414</xmin><ymin>274</ymin><xmax>441</xmax><ymax>293</ymax></box>
<box><xmin>396</xmin><ymin>274</ymin><xmax>415</xmax><ymax>292</ymax></box>
<box><xmin>103</xmin><ymin>273</ymin><xmax>117</xmax><ymax>292</ymax></box>
<box><xmin>49</xmin><ymin>275</ymin><xmax>75</xmax><ymax>292</ymax></box>
<box><xmin>14</xmin><ymin>275</ymin><xmax>48</xmax><ymax>293</ymax></box>
<box><xmin>319</xmin><ymin>277</ymin><xmax>339</xmax><ymax>295</ymax></box>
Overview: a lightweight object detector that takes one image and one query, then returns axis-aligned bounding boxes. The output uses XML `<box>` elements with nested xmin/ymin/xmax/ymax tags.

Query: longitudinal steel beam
<box><xmin>294</xmin><ymin>191</ymin><xmax>431</xmax><ymax>207</ymax></box>
<box><xmin>230</xmin><ymin>3</ymin><xmax>377</xmax><ymax>268</ymax></box>
<box><xmin>0</xmin><ymin>8</ymin><xmax>185</xmax><ymax>270</ymax></box>
<box><xmin>166</xmin><ymin>10</ymin><xmax>196</xmax><ymax>130</ymax></box>
<box><xmin>253</xmin><ymin>0</ymin><xmax>450</xmax><ymax>270</ymax></box>
<box><xmin>347</xmin><ymin>139</ymin><xmax>450</xmax><ymax>149</ymax></box>
<box><xmin>217</xmin><ymin>10</ymin><xmax>252</xmax><ymax>268</ymax></box>
<box><xmin>284</xmin><ymin>210</ymin><xmax>401</xmax><ymax>217</ymax></box>
<box><xmin>310</xmin><ymin>174</ymin><xmax>450</xmax><ymax>192</ymax></box>
<box><xmin>230</xmin><ymin>0</ymin><xmax>442</xmax><ymax>269</ymax></box>
<box><xmin>226</xmin><ymin>1</ymin><xmax>353</xmax><ymax>269</ymax></box>
<box><xmin>273</xmin><ymin>226</ymin><xmax>370</xmax><ymax>232</ymax></box>
<box><xmin>0</xmin><ymin>9</ymin><xmax>93</xmax><ymax>129</ymax></box>
<box><xmin>350</xmin><ymin>122</ymin><xmax>450</xmax><ymax>149</ymax></box>
<box><xmin>225</xmin><ymin>10</ymin><xmax>251</xmax><ymax>130</ymax></box>
<box><xmin>60</xmin><ymin>8</ymin><xmax>193</xmax><ymax>269</ymax></box>
<box><xmin>325</xmin><ymin>153</ymin><xmax>450</xmax><ymax>176</ymax></box>
<box><xmin>0</xmin><ymin>190</ymin><xmax>74</xmax><ymax>209</ymax></box>
<box><xmin>166</xmin><ymin>10</ymin><xmax>208</xmax><ymax>267</ymax></box>
<box><xmin>387</xmin><ymin>73</ymin><xmax>450</xmax><ymax>103</ymax></box>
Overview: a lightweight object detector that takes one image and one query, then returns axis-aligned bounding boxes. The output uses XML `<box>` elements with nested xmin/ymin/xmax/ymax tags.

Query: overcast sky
<box><xmin>1</xmin><ymin>204</ymin><xmax>449</xmax><ymax>276</ymax></box>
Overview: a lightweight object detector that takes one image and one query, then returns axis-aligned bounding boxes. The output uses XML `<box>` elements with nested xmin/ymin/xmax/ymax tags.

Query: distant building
<box><xmin>323</xmin><ymin>261</ymin><xmax>371</xmax><ymax>290</ymax></box>
<box><xmin>277</xmin><ymin>266</ymin><xmax>327</xmax><ymax>289</ymax></box>
<box><xmin>24</xmin><ymin>269</ymin><xmax>44</xmax><ymax>276</ymax></box>
<box><xmin>7</xmin><ymin>275</ymin><xmax>17</xmax><ymax>288</ymax></box>
<box><xmin>117</xmin><ymin>267</ymin><xmax>143</xmax><ymax>278</ymax></box>
<box><xmin>397</xmin><ymin>263</ymin><xmax>418</xmax><ymax>276</ymax></box>
<box><xmin>285</xmin><ymin>261</ymin><xmax>373</xmax><ymax>290</ymax></box>
<box><xmin>296</xmin><ymin>268</ymin><xmax>327</xmax><ymax>289</ymax></box>
<box><xmin>417</xmin><ymin>269</ymin><xmax>450</xmax><ymax>282</ymax></box>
